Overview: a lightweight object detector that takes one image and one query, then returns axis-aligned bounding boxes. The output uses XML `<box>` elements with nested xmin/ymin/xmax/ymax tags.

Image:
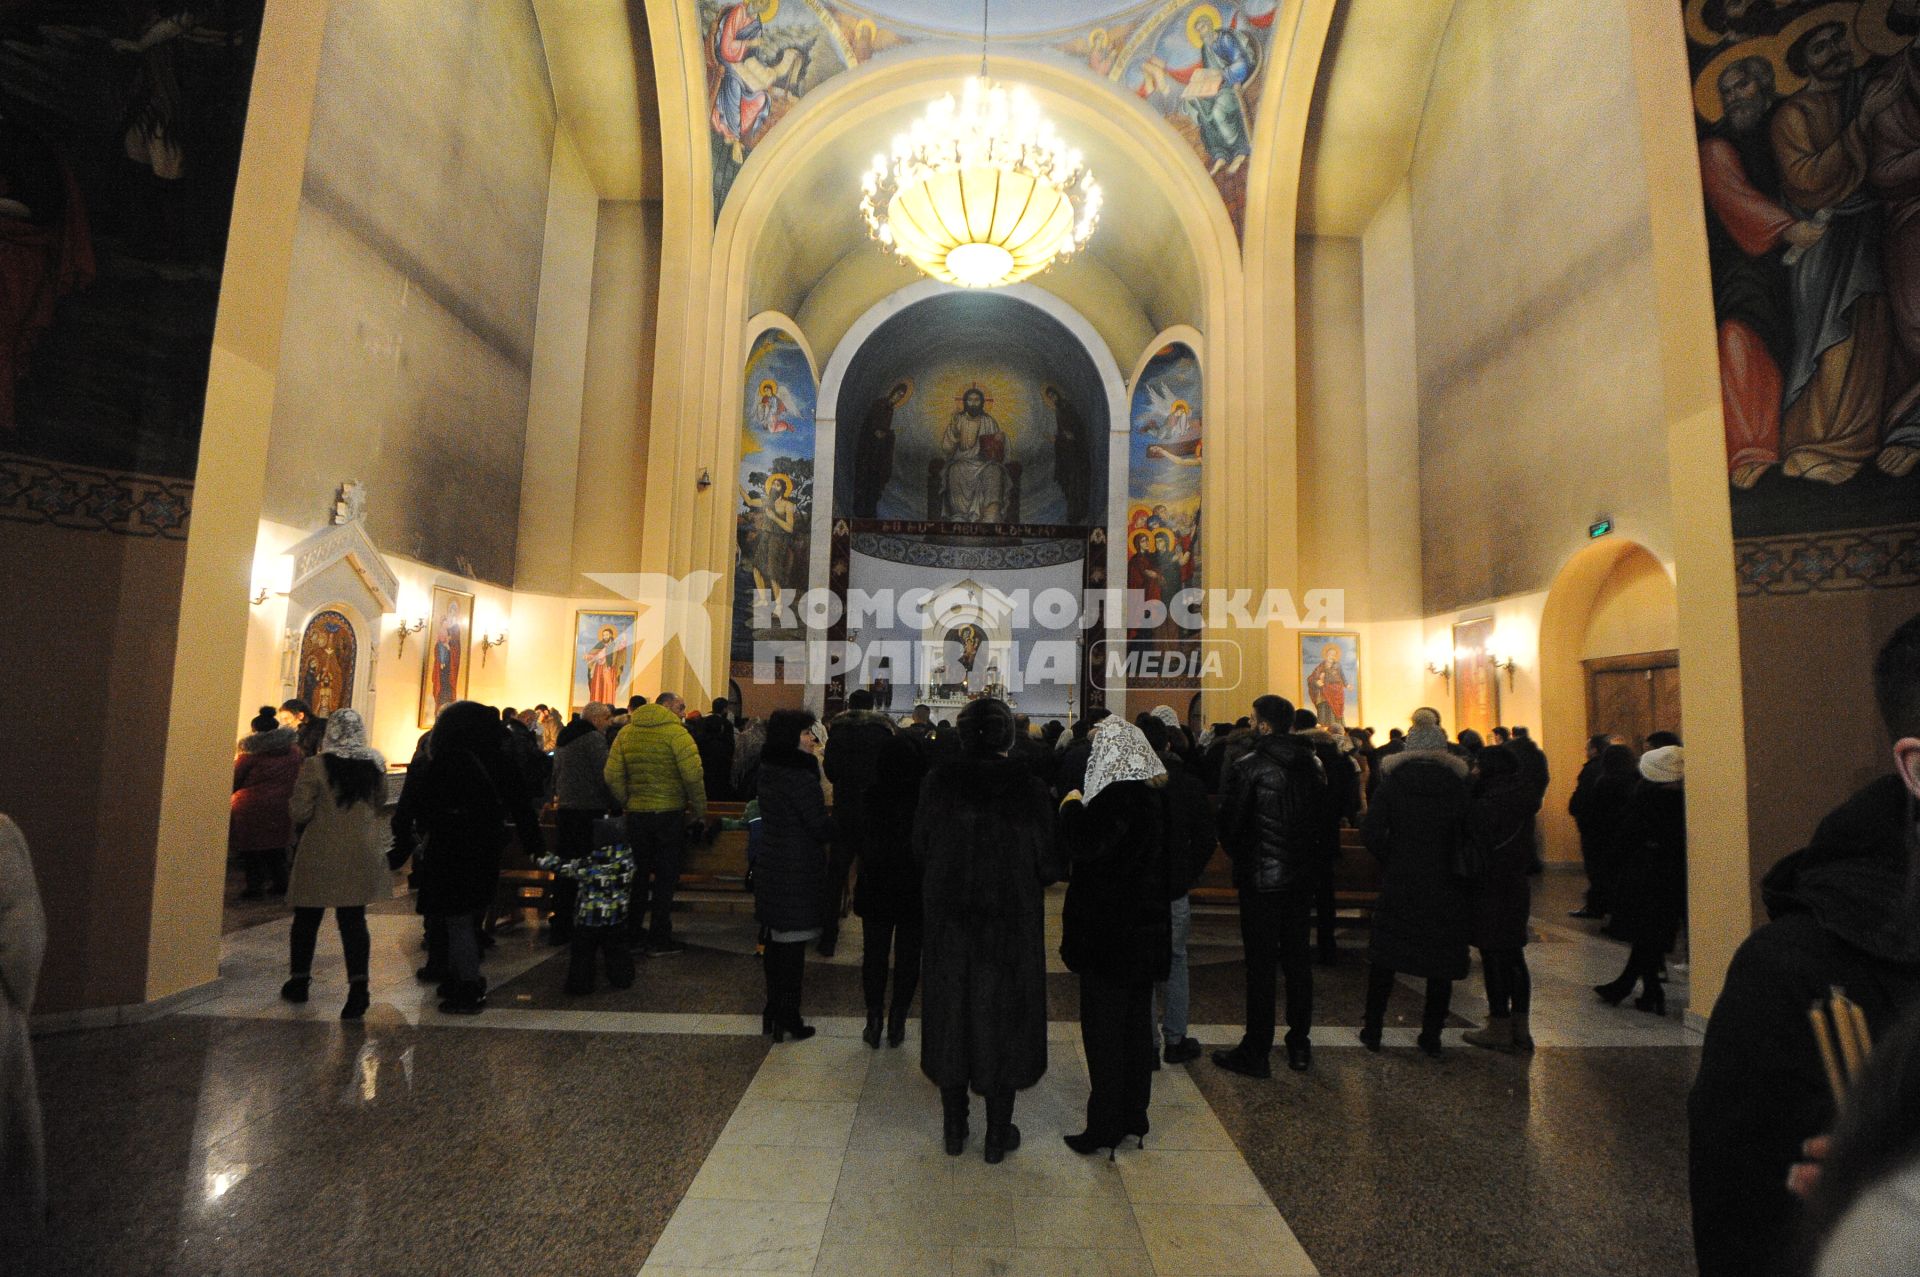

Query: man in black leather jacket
<box><xmin>1213</xmin><ymin>695</ymin><xmax>1327</xmax><ymax>1077</ymax></box>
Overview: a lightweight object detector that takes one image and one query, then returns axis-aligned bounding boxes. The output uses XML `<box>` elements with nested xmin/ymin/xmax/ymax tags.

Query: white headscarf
<box><xmin>319</xmin><ymin>708</ymin><xmax>385</xmax><ymax>767</ymax></box>
<box><xmin>1082</xmin><ymin>720</ymin><xmax>1167</xmax><ymax>804</ymax></box>
<box><xmin>1150</xmin><ymin>705</ymin><xmax>1182</xmax><ymax>732</ymax></box>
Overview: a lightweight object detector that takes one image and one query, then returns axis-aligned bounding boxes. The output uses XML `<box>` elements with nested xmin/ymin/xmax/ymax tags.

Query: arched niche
<box><xmin>1537</xmin><ymin>537</ymin><xmax>1678</xmax><ymax>862</ymax></box>
<box><xmin>730</xmin><ymin>320</ymin><xmax>822</xmax><ymax>667</ymax></box>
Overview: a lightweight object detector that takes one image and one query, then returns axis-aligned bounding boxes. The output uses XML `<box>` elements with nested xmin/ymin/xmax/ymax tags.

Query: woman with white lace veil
<box><xmin>1057</xmin><ymin>720</ymin><xmax>1173</xmax><ymax>1156</ymax></box>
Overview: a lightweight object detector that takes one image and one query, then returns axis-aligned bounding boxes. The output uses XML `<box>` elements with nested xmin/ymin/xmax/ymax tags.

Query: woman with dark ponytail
<box><xmin>282</xmin><ymin>709</ymin><xmax>389</xmax><ymax>1019</ymax></box>
<box><xmin>913</xmin><ymin>697</ymin><xmax>1054</xmax><ymax>1165</ymax></box>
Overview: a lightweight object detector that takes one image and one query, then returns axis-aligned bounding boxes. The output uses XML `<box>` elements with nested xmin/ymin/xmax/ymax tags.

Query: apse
<box><xmin>831</xmin><ymin>290</ymin><xmax>1110</xmax><ymax>527</ymax></box>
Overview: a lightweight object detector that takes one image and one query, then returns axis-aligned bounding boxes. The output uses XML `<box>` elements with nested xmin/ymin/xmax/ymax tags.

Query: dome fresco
<box><xmin>698</xmin><ymin>0</ymin><xmax>1282</xmax><ymax>236</ymax></box>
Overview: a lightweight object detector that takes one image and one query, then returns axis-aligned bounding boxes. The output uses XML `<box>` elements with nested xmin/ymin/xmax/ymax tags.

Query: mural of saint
<box><xmin>1045</xmin><ymin>385</ymin><xmax>1090</xmax><ymax>525</ymax></box>
<box><xmin>1689</xmin><ymin>0</ymin><xmax>1920</xmax><ymax>513</ymax></box>
<box><xmin>703</xmin><ymin>0</ymin><xmax>836</xmax><ymax>216</ymax></box>
<box><xmin>852</xmin><ymin>381</ymin><xmax>909</xmax><ymax>518</ymax></box>
<box><xmin>741</xmin><ymin>471</ymin><xmax>802</xmax><ymax>610</ymax></box>
<box><xmin>948</xmin><ymin>622</ymin><xmax>987</xmax><ymax>674</ymax></box>
<box><xmin>1305</xmin><ymin>641</ymin><xmax>1351</xmax><ymax>729</ymax></box>
<box><xmin>422</xmin><ymin>588</ymin><xmax>472</xmax><ymax>727</ymax></box>
<box><xmin>752</xmin><ymin>377</ymin><xmax>801</xmax><ymax>433</ymax></box>
<box><xmin>1178</xmin><ymin>7</ymin><xmax>1257</xmax><ymax>175</ymax></box>
<box><xmin>939</xmin><ymin>386</ymin><xmax>1011</xmax><ymax>521</ymax></box>
<box><xmin>586</xmin><ymin>625</ymin><xmax>625</xmax><ymax>705</ymax></box>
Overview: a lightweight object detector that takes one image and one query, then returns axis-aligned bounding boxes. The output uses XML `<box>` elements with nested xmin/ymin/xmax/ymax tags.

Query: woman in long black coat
<box><xmin>1461</xmin><ymin>747</ymin><xmax>1542</xmax><ymax>1054</ymax></box>
<box><xmin>390</xmin><ymin>701</ymin><xmax>543</xmax><ymax>1015</ymax></box>
<box><xmin>856</xmin><ymin>735</ymin><xmax>928</xmax><ymax>1048</ymax></box>
<box><xmin>1058</xmin><ymin>721</ymin><xmax>1172</xmax><ymax>1155</ymax></box>
<box><xmin>753</xmin><ymin>709</ymin><xmax>834</xmax><ymax>1042</ymax></box>
<box><xmin>914</xmin><ymin>697</ymin><xmax>1053</xmax><ymax>1165</ymax></box>
<box><xmin>1360</xmin><ymin>725</ymin><xmax>1473</xmax><ymax>1056</ymax></box>
<box><xmin>1597</xmin><ymin>745</ymin><xmax>1687</xmax><ymax>1015</ymax></box>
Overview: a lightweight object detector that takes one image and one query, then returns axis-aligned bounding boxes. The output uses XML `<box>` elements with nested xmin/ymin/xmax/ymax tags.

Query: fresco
<box><xmin>832</xmin><ymin>291</ymin><xmax>1108</xmax><ymax>527</ymax></box>
<box><xmin>700</xmin><ymin>0</ymin><xmax>1280</xmax><ymax>236</ymax></box>
<box><xmin>1126</xmin><ymin>342</ymin><xmax>1202</xmax><ymax>651</ymax></box>
<box><xmin>733</xmin><ymin>329</ymin><xmax>818</xmax><ymax>662</ymax></box>
<box><xmin>0</xmin><ymin>2</ymin><xmax>263</xmax><ymax>477</ymax></box>
<box><xmin>1688</xmin><ymin>0</ymin><xmax>1920</xmax><ymax>542</ymax></box>
<box><xmin>700</xmin><ymin>0</ymin><xmax>852</xmax><ymax>217</ymax></box>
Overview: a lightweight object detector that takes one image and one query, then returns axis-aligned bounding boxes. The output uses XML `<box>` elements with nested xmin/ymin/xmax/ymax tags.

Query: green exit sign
<box><xmin>1589</xmin><ymin>519</ymin><xmax>1613</xmax><ymax>539</ymax></box>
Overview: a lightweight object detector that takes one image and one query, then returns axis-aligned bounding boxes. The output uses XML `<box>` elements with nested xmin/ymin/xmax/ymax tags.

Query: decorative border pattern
<box><xmin>850</xmin><ymin>531</ymin><xmax>1087</xmax><ymax>571</ymax></box>
<box><xmin>0</xmin><ymin>452</ymin><xmax>192</xmax><ymax>539</ymax></box>
<box><xmin>1735</xmin><ymin>523</ymin><xmax>1920</xmax><ymax>595</ymax></box>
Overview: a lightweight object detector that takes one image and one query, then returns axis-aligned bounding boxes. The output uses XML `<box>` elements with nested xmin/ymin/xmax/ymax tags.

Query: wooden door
<box><xmin>1585</xmin><ymin>650</ymin><xmax>1681</xmax><ymax>752</ymax></box>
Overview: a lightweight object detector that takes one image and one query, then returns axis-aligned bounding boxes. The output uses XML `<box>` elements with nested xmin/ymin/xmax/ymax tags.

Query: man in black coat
<box><xmin>820</xmin><ymin>689</ymin><xmax>897</xmax><ymax>956</ymax></box>
<box><xmin>1293</xmin><ymin>709</ymin><xmax>1361</xmax><ymax>965</ymax></box>
<box><xmin>1566</xmin><ymin>733</ymin><xmax>1614</xmax><ymax>918</ymax></box>
<box><xmin>1689</xmin><ymin>612</ymin><xmax>1920</xmax><ymax>1277</ymax></box>
<box><xmin>1213</xmin><ymin>695</ymin><xmax>1327</xmax><ymax>1077</ymax></box>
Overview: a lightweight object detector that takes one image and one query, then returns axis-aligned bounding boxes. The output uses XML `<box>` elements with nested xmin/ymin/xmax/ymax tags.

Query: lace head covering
<box><xmin>1082</xmin><ymin>720</ymin><xmax>1167</xmax><ymax>804</ymax></box>
<box><xmin>319</xmin><ymin>708</ymin><xmax>384</xmax><ymax>766</ymax></box>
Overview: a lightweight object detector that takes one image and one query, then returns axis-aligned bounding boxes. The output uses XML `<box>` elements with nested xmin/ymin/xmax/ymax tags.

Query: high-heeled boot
<box><xmin>1594</xmin><ymin>974</ymin><xmax>1636</xmax><ymax>1005</ymax></box>
<box><xmin>862</xmin><ymin>1008</ymin><xmax>883</xmax><ymax>1049</ymax></box>
<box><xmin>886</xmin><ymin>1003</ymin><xmax>909</xmax><ymax>1048</ymax></box>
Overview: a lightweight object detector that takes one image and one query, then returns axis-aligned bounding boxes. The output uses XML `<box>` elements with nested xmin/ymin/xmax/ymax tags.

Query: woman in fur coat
<box><xmin>914</xmin><ymin>698</ymin><xmax>1054</xmax><ymax>1165</ymax></box>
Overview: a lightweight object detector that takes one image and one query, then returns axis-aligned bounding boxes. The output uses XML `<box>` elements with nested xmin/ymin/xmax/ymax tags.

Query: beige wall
<box><xmin>572</xmin><ymin>200</ymin><xmax>661</xmax><ymax>582</ymax></box>
<box><xmin>1585</xmin><ymin>553</ymin><xmax>1679</xmax><ymax>660</ymax></box>
<box><xmin>0</xmin><ymin>523</ymin><xmax>185</xmax><ymax>1012</ymax></box>
<box><xmin>1738</xmin><ymin>589</ymin><xmax>1920</xmax><ymax>917</ymax></box>
<box><xmin>515</xmin><ymin>129</ymin><xmax>601</xmax><ymax>594</ymax></box>
<box><xmin>1407</xmin><ymin>0</ymin><xmax>1672</xmax><ymax>614</ymax></box>
<box><xmin>261</xmin><ymin>0</ymin><xmax>557</xmax><ymax>588</ymax></box>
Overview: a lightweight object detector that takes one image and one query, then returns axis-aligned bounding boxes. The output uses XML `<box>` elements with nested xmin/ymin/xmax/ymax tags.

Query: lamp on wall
<box><xmin>1425</xmin><ymin>657</ymin><xmax>1452</xmax><ymax>689</ymax></box>
<box><xmin>1424</xmin><ymin>635</ymin><xmax>1453</xmax><ymax>689</ymax></box>
<box><xmin>1489</xmin><ymin>648</ymin><xmax>1517</xmax><ymax>691</ymax></box>
<box><xmin>479</xmin><ymin>630</ymin><xmax>508</xmax><ymax>666</ymax></box>
<box><xmin>394</xmin><ymin>617</ymin><xmax>427</xmax><ymax>660</ymax></box>
<box><xmin>250</xmin><ymin>553</ymin><xmax>293</xmax><ymax>606</ymax></box>
<box><xmin>696</xmin><ymin>467</ymin><xmax>713</xmax><ymax>492</ymax></box>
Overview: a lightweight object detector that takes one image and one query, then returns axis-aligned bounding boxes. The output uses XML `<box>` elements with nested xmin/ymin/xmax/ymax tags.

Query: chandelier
<box><xmin>859</xmin><ymin>6</ymin><xmax>1100</xmax><ymax>289</ymax></box>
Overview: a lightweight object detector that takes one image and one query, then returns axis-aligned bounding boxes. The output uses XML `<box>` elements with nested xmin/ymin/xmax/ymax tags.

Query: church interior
<box><xmin>2</xmin><ymin>0</ymin><xmax>1916</xmax><ymax>1273</ymax></box>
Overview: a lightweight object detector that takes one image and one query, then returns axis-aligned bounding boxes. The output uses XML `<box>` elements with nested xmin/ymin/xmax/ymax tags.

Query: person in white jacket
<box><xmin>0</xmin><ymin>814</ymin><xmax>46</xmax><ymax>1227</ymax></box>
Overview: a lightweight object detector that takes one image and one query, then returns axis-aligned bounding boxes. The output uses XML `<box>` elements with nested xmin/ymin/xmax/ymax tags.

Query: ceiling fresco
<box><xmin>697</xmin><ymin>0</ymin><xmax>1283</xmax><ymax>239</ymax></box>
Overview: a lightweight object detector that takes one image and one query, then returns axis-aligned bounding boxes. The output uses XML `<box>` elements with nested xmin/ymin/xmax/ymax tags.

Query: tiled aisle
<box><xmin>644</xmin><ymin>1032</ymin><xmax>1317</xmax><ymax>1277</ymax></box>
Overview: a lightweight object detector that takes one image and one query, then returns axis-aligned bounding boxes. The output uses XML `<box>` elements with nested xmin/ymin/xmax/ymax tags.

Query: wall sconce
<box><xmin>479</xmin><ymin>631</ymin><xmax>509</xmax><ymax>665</ymax></box>
<box><xmin>394</xmin><ymin>617</ymin><xmax>426</xmax><ymax>659</ymax></box>
<box><xmin>1489</xmin><ymin>650</ymin><xmax>1517</xmax><ymax>691</ymax></box>
<box><xmin>696</xmin><ymin>467</ymin><xmax>713</xmax><ymax>492</ymax></box>
<box><xmin>251</xmin><ymin>587</ymin><xmax>273</xmax><ymax>606</ymax></box>
<box><xmin>1425</xmin><ymin>658</ymin><xmax>1452</xmax><ymax>689</ymax></box>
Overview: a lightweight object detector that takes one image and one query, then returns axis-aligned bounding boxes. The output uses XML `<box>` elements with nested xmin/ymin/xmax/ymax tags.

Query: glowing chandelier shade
<box><xmin>860</xmin><ymin>77</ymin><xmax>1102</xmax><ymax>289</ymax></box>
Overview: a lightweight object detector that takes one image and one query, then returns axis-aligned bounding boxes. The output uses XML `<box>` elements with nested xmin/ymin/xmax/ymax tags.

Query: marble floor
<box><xmin>13</xmin><ymin>874</ymin><xmax>1702</xmax><ymax>1275</ymax></box>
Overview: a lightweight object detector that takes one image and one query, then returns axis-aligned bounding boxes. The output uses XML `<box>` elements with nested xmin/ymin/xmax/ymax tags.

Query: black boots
<box><xmin>862</xmin><ymin>1009</ymin><xmax>883</xmax><ymax>1049</ymax></box>
<box><xmin>341</xmin><ymin>981</ymin><xmax>369</xmax><ymax>1020</ymax></box>
<box><xmin>280</xmin><ymin>976</ymin><xmax>310</xmax><ymax>1004</ymax></box>
<box><xmin>1594</xmin><ymin>975</ymin><xmax>1635</xmax><ymax>1005</ymax></box>
<box><xmin>984</xmin><ymin>1121</ymin><xmax>1021</xmax><ymax>1165</ymax></box>
<box><xmin>886</xmin><ymin>1005</ymin><xmax>908</xmax><ymax>1048</ymax></box>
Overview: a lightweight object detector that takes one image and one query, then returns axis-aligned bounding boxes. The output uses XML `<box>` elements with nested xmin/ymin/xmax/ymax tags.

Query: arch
<box><xmin>1536</xmin><ymin>537</ymin><xmax>1676</xmax><ymax>864</ymax></box>
<box><xmin>675</xmin><ymin>54</ymin><xmax>1250</xmax><ymax>704</ymax></box>
<box><xmin>744</xmin><ymin>309</ymin><xmax>820</xmax><ymax>382</ymax></box>
<box><xmin>804</xmin><ymin>279</ymin><xmax>1135</xmax><ymax>712</ymax></box>
<box><xmin>1128</xmin><ymin>324</ymin><xmax>1207</xmax><ymax>394</ymax></box>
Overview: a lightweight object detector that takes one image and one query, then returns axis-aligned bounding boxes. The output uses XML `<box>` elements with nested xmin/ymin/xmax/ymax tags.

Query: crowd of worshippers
<box><xmin>207</xmin><ymin>612</ymin><xmax>1920</xmax><ymax>1275</ymax></box>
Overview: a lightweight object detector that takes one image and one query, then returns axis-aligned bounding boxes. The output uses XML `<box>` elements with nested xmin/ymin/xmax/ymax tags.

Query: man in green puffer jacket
<box><xmin>605</xmin><ymin>693</ymin><xmax>706</xmax><ymax>955</ymax></box>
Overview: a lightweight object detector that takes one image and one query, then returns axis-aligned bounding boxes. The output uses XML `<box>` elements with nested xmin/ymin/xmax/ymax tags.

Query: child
<box><xmin>537</xmin><ymin>818</ymin><xmax>636</xmax><ymax>995</ymax></box>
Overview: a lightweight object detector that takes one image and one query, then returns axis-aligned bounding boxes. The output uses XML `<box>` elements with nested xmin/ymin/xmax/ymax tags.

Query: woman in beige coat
<box><xmin>284</xmin><ymin>709</ymin><xmax>389</xmax><ymax>1019</ymax></box>
<box><xmin>0</xmin><ymin>815</ymin><xmax>45</xmax><ymax>1227</ymax></box>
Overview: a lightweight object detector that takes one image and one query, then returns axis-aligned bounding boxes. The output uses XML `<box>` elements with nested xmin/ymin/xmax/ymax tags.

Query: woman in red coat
<box><xmin>231</xmin><ymin>707</ymin><xmax>302</xmax><ymax>898</ymax></box>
